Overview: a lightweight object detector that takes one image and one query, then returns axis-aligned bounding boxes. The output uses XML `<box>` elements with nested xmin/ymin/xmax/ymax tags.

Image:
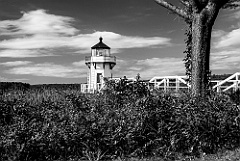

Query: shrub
<box><xmin>1</xmin><ymin>81</ymin><xmax>240</xmax><ymax>160</ymax></box>
<box><xmin>228</xmin><ymin>89</ymin><xmax>240</xmax><ymax>105</ymax></box>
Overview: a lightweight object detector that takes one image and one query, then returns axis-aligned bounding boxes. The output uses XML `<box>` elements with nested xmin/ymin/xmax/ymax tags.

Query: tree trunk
<box><xmin>190</xmin><ymin>4</ymin><xmax>219</xmax><ymax>98</ymax></box>
<box><xmin>154</xmin><ymin>0</ymin><xmax>223</xmax><ymax>98</ymax></box>
<box><xmin>191</xmin><ymin>14</ymin><xmax>212</xmax><ymax>97</ymax></box>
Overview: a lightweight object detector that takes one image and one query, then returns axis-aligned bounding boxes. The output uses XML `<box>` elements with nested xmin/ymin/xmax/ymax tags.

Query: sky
<box><xmin>0</xmin><ymin>0</ymin><xmax>240</xmax><ymax>84</ymax></box>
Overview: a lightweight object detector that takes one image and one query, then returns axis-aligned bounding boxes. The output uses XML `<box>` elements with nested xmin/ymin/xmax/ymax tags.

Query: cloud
<box><xmin>211</xmin><ymin>49</ymin><xmax>240</xmax><ymax>72</ymax></box>
<box><xmin>0</xmin><ymin>35</ymin><xmax>70</xmax><ymax>49</ymax></box>
<box><xmin>214</xmin><ymin>28</ymin><xmax>240</xmax><ymax>48</ymax></box>
<box><xmin>1</xmin><ymin>58</ymin><xmax>182</xmax><ymax>81</ymax></box>
<box><xmin>113</xmin><ymin>54</ymin><xmax>239</xmax><ymax>79</ymax></box>
<box><xmin>5</xmin><ymin>54</ymin><xmax>238</xmax><ymax>82</ymax></box>
<box><xmin>229</xmin><ymin>9</ymin><xmax>240</xmax><ymax>20</ymax></box>
<box><xmin>213</xmin><ymin>8</ymin><xmax>240</xmax><ymax>49</ymax></box>
<box><xmin>72</xmin><ymin>60</ymin><xmax>87</xmax><ymax>67</ymax></box>
<box><xmin>101</xmin><ymin>32</ymin><xmax>170</xmax><ymax>49</ymax></box>
<box><xmin>0</xmin><ymin>9</ymin><xmax>77</xmax><ymax>36</ymax></box>
<box><xmin>0</xmin><ymin>78</ymin><xmax>29</xmax><ymax>82</ymax></box>
<box><xmin>0</xmin><ymin>76</ymin><xmax>28</xmax><ymax>82</ymax></box>
<box><xmin>0</xmin><ymin>49</ymin><xmax>53</xmax><ymax>57</ymax></box>
<box><xmin>71</xmin><ymin>31</ymin><xmax>171</xmax><ymax>53</ymax></box>
<box><xmin>0</xmin><ymin>61</ymin><xmax>32</xmax><ymax>66</ymax></box>
<box><xmin>0</xmin><ymin>76</ymin><xmax>10</xmax><ymax>81</ymax></box>
<box><xmin>114</xmin><ymin>57</ymin><xmax>185</xmax><ymax>79</ymax></box>
<box><xmin>212</xmin><ymin>30</ymin><xmax>226</xmax><ymax>38</ymax></box>
<box><xmin>5</xmin><ymin>62</ymin><xmax>88</xmax><ymax>78</ymax></box>
<box><xmin>211</xmin><ymin>9</ymin><xmax>240</xmax><ymax>74</ymax></box>
<box><xmin>0</xmin><ymin>9</ymin><xmax>171</xmax><ymax>58</ymax></box>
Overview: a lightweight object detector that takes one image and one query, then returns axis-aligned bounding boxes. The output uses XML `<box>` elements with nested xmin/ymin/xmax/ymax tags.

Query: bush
<box><xmin>1</xmin><ymin>81</ymin><xmax>240</xmax><ymax>160</ymax></box>
<box><xmin>228</xmin><ymin>89</ymin><xmax>240</xmax><ymax>105</ymax></box>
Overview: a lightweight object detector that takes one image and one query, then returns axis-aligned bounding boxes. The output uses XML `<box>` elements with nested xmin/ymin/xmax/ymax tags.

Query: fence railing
<box><xmin>81</xmin><ymin>72</ymin><xmax>240</xmax><ymax>93</ymax></box>
<box><xmin>212</xmin><ymin>72</ymin><xmax>240</xmax><ymax>93</ymax></box>
<box><xmin>149</xmin><ymin>75</ymin><xmax>190</xmax><ymax>92</ymax></box>
<box><xmin>81</xmin><ymin>83</ymin><xmax>102</xmax><ymax>93</ymax></box>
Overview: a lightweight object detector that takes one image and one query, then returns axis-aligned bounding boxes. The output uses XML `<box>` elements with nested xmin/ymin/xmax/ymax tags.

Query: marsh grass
<box><xmin>1</xmin><ymin>80</ymin><xmax>240</xmax><ymax>161</ymax></box>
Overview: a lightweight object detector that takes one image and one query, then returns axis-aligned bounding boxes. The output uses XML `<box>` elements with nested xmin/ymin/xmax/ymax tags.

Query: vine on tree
<box><xmin>183</xmin><ymin>21</ymin><xmax>192</xmax><ymax>83</ymax></box>
<box><xmin>183</xmin><ymin>3</ymin><xmax>192</xmax><ymax>83</ymax></box>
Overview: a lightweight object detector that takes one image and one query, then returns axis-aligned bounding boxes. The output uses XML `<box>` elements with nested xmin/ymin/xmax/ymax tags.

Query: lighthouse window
<box><xmin>97</xmin><ymin>73</ymin><xmax>102</xmax><ymax>83</ymax></box>
<box><xmin>97</xmin><ymin>50</ymin><xmax>104</xmax><ymax>56</ymax></box>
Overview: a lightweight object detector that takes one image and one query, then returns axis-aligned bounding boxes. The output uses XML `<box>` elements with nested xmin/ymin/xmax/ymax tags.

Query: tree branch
<box><xmin>154</xmin><ymin>0</ymin><xmax>190</xmax><ymax>20</ymax></box>
<box><xmin>180</xmin><ymin>0</ymin><xmax>190</xmax><ymax>7</ymax></box>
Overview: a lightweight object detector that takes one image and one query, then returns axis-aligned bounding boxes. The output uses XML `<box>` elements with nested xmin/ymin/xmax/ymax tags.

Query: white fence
<box><xmin>148</xmin><ymin>75</ymin><xmax>190</xmax><ymax>92</ymax></box>
<box><xmin>81</xmin><ymin>73</ymin><xmax>240</xmax><ymax>93</ymax></box>
<box><xmin>212</xmin><ymin>72</ymin><xmax>240</xmax><ymax>93</ymax></box>
<box><xmin>81</xmin><ymin>83</ymin><xmax>102</xmax><ymax>93</ymax></box>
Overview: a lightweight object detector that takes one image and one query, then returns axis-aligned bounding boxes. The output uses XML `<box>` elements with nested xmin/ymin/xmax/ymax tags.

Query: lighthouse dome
<box><xmin>91</xmin><ymin>37</ymin><xmax>110</xmax><ymax>49</ymax></box>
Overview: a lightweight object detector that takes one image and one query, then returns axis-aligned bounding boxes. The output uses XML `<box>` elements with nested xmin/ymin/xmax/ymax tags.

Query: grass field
<box><xmin>1</xmin><ymin>81</ymin><xmax>240</xmax><ymax>161</ymax></box>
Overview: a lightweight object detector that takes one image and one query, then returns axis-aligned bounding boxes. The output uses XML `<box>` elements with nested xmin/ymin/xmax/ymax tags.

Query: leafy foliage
<box><xmin>1</xmin><ymin>81</ymin><xmax>240</xmax><ymax>160</ymax></box>
<box><xmin>183</xmin><ymin>22</ymin><xmax>192</xmax><ymax>83</ymax></box>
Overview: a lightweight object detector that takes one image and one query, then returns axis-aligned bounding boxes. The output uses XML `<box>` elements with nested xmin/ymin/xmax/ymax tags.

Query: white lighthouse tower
<box><xmin>82</xmin><ymin>37</ymin><xmax>116</xmax><ymax>93</ymax></box>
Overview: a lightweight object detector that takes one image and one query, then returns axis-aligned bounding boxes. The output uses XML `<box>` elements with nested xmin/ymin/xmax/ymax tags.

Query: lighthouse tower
<box><xmin>84</xmin><ymin>37</ymin><xmax>116</xmax><ymax>92</ymax></box>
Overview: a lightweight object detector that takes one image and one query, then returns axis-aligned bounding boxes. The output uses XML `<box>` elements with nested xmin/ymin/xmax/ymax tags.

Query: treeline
<box><xmin>0</xmin><ymin>73</ymin><xmax>234</xmax><ymax>91</ymax></box>
<box><xmin>211</xmin><ymin>73</ymin><xmax>233</xmax><ymax>80</ymax></box>
<box><xmin>31</xmin><ymin>84</ymin><xmax>81</xmax><ymax>90</ymax></box>
<box><xmin>0</xmin><ymin>82</ymin><xmax>81</xmax><ymax>91</ymax></box>
<box><xmin>0</xmin><ymin>82</ymin><xmax>30</xmax><ymax>92</ymax></box>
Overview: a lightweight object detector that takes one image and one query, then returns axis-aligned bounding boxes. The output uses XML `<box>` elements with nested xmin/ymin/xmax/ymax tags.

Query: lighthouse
<box><xmin>83</xmin><ymin>37</ymin><xmax>116</xmax><ymax>93</ymax></box>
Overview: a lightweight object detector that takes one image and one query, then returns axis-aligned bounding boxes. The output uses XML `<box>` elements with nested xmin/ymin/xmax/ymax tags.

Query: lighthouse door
<box><xmin>97</xmin><ymin>73</ymin><xmax>102</xmax><ymax>83</ymax></box>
